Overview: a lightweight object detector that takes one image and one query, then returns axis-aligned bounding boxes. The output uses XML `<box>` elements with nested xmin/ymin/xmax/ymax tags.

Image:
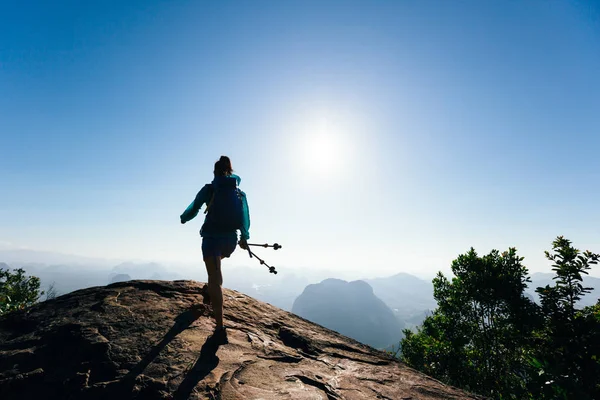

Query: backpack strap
<box><xmin>203</xmin><ymin>184</ymin><xmax>215</xmax><ymax>215</ymax></box>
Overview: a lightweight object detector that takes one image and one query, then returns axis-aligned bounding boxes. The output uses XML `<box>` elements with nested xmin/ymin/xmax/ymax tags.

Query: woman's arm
<box><xmin>239</xmin><ymin>189</ymin><xmax>250</xmax><ymax>240</ymax></box>
<box><xmin>180</xmin><ymin>184</ymin><xmax>212</xmax><ymax>224</ymax></box>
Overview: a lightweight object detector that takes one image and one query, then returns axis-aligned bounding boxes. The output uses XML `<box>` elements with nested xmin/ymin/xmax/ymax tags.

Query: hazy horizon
<box><xmin>2</xmin><ymin>1</ymin><xmax>599</xmax><ymax>281</ymax></box>
<box><xmin>2</xmin><ymin>243</ymin><xmax>599</xmax><ymax>282</ymax></box>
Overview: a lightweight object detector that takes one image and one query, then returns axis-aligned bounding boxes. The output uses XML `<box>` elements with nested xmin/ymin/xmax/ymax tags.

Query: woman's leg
<box><xmin>204</xmin><ymin>255</ymin><xmax>224</xmax><ymax>329</ymax></box>
<box><xmin>201</xmin><ymin>236</ymin><xmax>236</xmax><ymax>331</ymax></box>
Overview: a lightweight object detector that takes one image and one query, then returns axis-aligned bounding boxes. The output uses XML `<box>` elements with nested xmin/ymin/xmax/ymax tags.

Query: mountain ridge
<box><xmin>292</xmin><ymin>278</ymin><xmax>404</xmax><ymax>349</ymax></box>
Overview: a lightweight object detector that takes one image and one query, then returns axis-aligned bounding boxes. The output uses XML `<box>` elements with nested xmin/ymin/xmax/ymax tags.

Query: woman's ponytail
<box><xmin>214</xmin><ymin>155</ymin><xmax>233</xmax><ymax>176</ymax></box>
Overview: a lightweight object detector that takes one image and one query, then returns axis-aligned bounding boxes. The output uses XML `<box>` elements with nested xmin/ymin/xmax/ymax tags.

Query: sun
<box><xmin>297</xmin><ymin>117</ymin><xmax>350</xmax><ymax>176</ymax></box>
<box><xmin>303</xmin><ymin>132</ymin><xmax>343</xmax><ymax>172</ymax></box>
<box><xmin>282</xmin><ymin>103</ymin><xmax>366</xmax><ymax>183</ymax></box>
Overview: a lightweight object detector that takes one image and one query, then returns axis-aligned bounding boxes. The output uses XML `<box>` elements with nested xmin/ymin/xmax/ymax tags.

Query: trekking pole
<box><xmin>245</xmin><ymin>247</ymin><xmax>278</xmax><ymax>274</ymax></box>
<box><xmin>247</xmin><ymin>243</ymin><xmax>282</xmax><ymax>250</ymax></box>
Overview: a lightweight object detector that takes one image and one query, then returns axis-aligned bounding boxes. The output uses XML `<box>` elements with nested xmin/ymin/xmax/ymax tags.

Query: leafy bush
<box><xmin>0</xmin><ymin>267</ymin><xmax>44</xmax><ymax>315</ymax></box>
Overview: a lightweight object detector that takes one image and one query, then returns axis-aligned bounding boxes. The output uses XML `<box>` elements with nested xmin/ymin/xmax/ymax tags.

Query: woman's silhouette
<box><xmin>180</xmin><ymin>156</ymin><xmax>250</xmax><ymax>340</ymax></box>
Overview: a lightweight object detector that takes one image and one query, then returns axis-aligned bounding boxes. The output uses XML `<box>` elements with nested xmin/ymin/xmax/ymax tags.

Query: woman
<box><xmin>180</xmin><ymin>156</ymin><xmax>250</xmax><ymax>339</ymax></box>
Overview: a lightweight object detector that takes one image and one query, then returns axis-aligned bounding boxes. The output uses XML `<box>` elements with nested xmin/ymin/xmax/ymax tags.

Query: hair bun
<box><xmin>214</xmin><ymin>156</ymin><xmax>233</xmax><ymax>176</ymax></box>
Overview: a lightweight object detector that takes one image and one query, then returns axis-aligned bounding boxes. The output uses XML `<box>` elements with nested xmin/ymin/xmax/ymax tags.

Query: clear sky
<box><xmin>1</xmin><ymin>0</ymin><xmax>599</xmax><ymax>279</ymax></box>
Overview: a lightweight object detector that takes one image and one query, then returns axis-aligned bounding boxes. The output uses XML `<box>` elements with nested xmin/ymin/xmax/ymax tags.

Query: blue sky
<box><xmin>1</xmin><ymin>0</ymin><xmax>599</xmax><ymax>279</ymax></box>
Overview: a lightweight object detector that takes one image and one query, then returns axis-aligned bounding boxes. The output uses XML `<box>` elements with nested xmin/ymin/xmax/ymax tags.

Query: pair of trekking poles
<box><xmin>242</xmin><ymin>242</ymin><xmax>281</xmax><ymax>274</ymax></box>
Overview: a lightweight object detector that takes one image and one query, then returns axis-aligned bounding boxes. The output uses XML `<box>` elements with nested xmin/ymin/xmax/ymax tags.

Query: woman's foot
<box><xmin>210</xmin><ymin>326</ymin><xmax>228</xmax><ymax>344</ymax></box>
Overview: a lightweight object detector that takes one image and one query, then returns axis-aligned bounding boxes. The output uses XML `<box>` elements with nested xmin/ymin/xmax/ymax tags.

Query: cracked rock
<box><xmin>0</xmin><ymin>280</ymin><xmax>484</xmax><ymax>400</ymax></box>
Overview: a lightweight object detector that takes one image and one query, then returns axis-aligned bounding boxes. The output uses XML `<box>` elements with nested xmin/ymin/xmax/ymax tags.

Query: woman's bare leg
<box><xmin>204</xmin><ymin>255</ymin><xmax>224</xmax><ymax>329</ymax></box>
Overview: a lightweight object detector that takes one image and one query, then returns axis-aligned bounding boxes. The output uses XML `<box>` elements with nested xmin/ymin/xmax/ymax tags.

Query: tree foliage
<box><xmin>402</xmin><ymin>247</ymin><xmax>536</xmax><ymax>398</ymax></box>
<box><xmin>401</xmin><ymin>237</ymin><xmax>599</xmax><ymax>400</ymax></box>
<box><xmin>529</xmin><ymin>237</ymin><xmax>600</xmax><ymax>400</ymax></box>
<box><xmin>0</xmin><ymin>267</ymin><xmax>43</xmax><ymax>315</ymax></box>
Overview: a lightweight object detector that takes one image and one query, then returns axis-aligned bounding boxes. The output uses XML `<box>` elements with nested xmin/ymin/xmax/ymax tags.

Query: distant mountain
<box><xmin>1</xmin><ymin>262</ymin><xmax>111</xmax><ymax>297</ymax></box>
<box><xmin>364</xmin><ymin>271</ymin><xmax>600</xmax><ymax>330</ymax></box>
<box><xmin>292</xmin><ymin>278</ymin><xmax>404</xmax><ymax>349</ymax></box>
<box><xmin>0</xmin><ymin>249</ymin><xmax>116</xmax><ymax>267</ymax></box>
<box><xmin>364</xmin><ymin>273</ymin><xmax>436</xmax><ymax>328</ymax></box>
<box><xmin>109</xmin><ymin>273</ymin><xmax>132</xmax><ymax>284</ymax></box>
<box><xmin>0</xmin><ymin>259</ymin><xmax>184</xmax><ymax>299</ymax></box>
<box><xmin>110</xmin><ymin>262</ymin><xmax>183</xmax><ymax>281</ymax></box>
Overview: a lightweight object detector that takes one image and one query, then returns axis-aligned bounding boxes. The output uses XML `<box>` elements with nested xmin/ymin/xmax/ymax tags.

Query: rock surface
<box><xmin>0</xmin><ymin>280</ymin><xmax>483</xmax><ymax>400</ymax></box>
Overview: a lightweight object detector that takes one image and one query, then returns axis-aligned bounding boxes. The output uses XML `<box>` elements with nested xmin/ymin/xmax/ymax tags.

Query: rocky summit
<box><xmin>0</xmin><ymin>280</ymin><xmax>483</xmax><ymax>400</ymax></box>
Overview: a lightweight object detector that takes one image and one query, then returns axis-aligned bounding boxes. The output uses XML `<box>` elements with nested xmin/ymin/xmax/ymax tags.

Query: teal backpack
<box><xmin>201</xmin><ymin>176</ymin><xmax>244</xmax><ymax>234</ymax></box>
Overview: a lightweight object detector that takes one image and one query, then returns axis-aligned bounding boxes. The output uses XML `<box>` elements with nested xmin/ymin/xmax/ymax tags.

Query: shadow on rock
<box><xmin>172</xmin><ymin>332</ymin><xmax>225</xmax><ymax>400</ymax></box>
<box><xmin>124</xmin><ymin>308</ymin><xmax>206</xmax><ymax>382</ymax></box>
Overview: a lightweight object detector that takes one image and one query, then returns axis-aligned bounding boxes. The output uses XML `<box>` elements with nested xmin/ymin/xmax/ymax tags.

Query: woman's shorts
<box><xmin>202</xmin><ymin>236</ymin><xmax>238</xmax><ymax>260</ymax></box>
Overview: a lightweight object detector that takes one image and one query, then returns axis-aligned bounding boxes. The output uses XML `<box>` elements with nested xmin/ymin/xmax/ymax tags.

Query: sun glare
<box><xmin>281</xmin><ymin>101</ymin><xmax>370</xmax><ymax>185</ymax></box>
<box><xmin>295</xmin><ymin>116</ymin><xmax>352</xmax><ymax>177</ymax></box>
<box><xmin>303</xmin><ymin>132</ymin><xmax>343</xmax><ymax>172</ymax></box>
